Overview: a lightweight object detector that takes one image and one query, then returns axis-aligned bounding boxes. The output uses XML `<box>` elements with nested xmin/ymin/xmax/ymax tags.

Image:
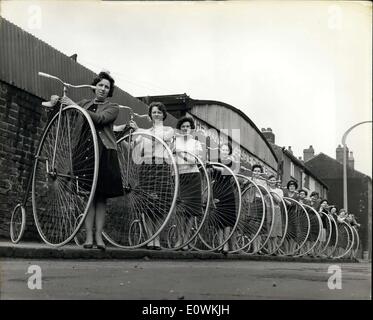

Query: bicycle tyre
<box><xmin>103</xmin><ymin>131</ymin><xmax>179</xmax><ymax>248</ymax></box>
<box><xmin>32</xmin><ymin>105</ymin><xmax>99</xmax><ymax>246</ymax></box>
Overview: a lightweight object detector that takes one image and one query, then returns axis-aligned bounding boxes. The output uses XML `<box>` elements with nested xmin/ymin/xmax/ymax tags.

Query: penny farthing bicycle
<box><xmin>280</xmin><ymin>197</ymin><xmax>310</xmax><ymax>256</ymax></box>
<box><xmin>332</xmin><ymin>220</ymin><xmax>354</xmax><ymax>259</ymax></box>
<box><xmin>159</xmin><ymin>142</ymin><xmax>211</xmax><ymax>251</ymax></box>
<box><xmin>228</xmin><ymin>171</ymin><xmax>266</xmax><ymax>254</ymax></box>
<box><xmin>266</xmin><ymin>186</ymin><xmax>289</xmax><ymax>256</ymax></box>
<box><xmin>189</xmin><ymin>145</ymin><xmax>242</xmax><ymax>252</ymax></box>
<box><xmin>102</xmin><ymin>106</ymin><xmax>179</xmax><ymax>248</ymax></box>
<box><xmin>10</xmin><ymin>72</ymin><xmax>99</xmax><ymax>246</ymax></box>
<box><xmin>349</xmin><ymin>225</ymin><xmax>360</xmax><ymax>259</ymax></box>
<box><xmin>312</xmin><ymin>211</ymin><xmax>335</xmax><ymax>258</ymax></box>
<box><xmin>293</xmin><ymin>204</ymin><xmax>322</xmax><ymax>257</ymax></box>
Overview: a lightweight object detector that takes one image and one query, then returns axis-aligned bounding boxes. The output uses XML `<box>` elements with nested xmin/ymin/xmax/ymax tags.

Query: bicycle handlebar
<box><xmin>118</xmin><ymin>105</ymin><xmax>150</xmax><ymax>119</ymax></box>
<box><xmin>38</xmin><ymin>72</ymin><xmax>96</xmax><ymax>90</ymax></box>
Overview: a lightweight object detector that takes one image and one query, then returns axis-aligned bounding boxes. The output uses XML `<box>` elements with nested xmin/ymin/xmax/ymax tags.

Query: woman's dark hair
<box><xmin>92</xmin><ymin>72</ymin><xmax>115</xmax><ymax>97</ymax></box>
<box><xmin>310</xmin><ymin>191</ymin><xmax>319</xmax><ymax>198</ymax></box>
<box><xmin>329</xmin><ymin>205</ymin><xmax>337</xmax><ymax>212</ymax></box>
<box><xmin>298</xmin><ymin>189</ymin><xmax>308</xmax><ymax>196</ymax></box>
<box><xmin>148</xmin><ymin>102</ymin><xmax>167</xmax><ymax>121</ymax></box>
<box><xmin>176</xmin><ymin>116</ymin><xmax>195</xmax><ymax>130</ymax></box>
<box><xmin>220</xmin><ymin>142</ymin><xmax>233</xmax><ymax>155</ymax></box>
<box><xmin>318</xmin><ymin>199</ymin><xmax>329</xmax><ymax>212</ymax></box>
<box><xmin>287</xmin><ymin>180</ymin><xmax>298</xmax><ymax>189</ymax></box>
<box><xmin>252</xmin><ymin>164</ymin><xmax>263</xmax><ymax>173</ymax></box>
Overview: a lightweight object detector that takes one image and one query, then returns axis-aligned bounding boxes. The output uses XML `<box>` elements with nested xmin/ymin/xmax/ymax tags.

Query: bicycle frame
<box><xmin>12</xmin><ymin>73</ymin><xmax>96</xmax><ymax>223</ymax></box>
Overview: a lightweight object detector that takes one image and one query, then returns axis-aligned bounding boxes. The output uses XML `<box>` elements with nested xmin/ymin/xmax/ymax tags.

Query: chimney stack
<box><xmin>336</xmin><ymin>144</ymin><xmax>348</xmax><ymax>164</ymax></box>
<box><xmin>303</xmin><ymin>145</ymin><xmax>315</xmax><ymax>162</ymax></box>
<box><xmin>288</xmin><ymin>146</ymin><xmax>293</xmax><ymax>154</ymax></box>
<box><xmin>348</xmin><ymin>151</ymin><xmax>355</xmax><ymax>169</ymax></box>
<box><xmin>261</xmin><ymin>127</ymin><xmax>275</xmax><ymax>144</ymax></box>
<box><xmin>69</xmin><ymin>54</ymin><xmax>77</xmax><ymax>61</ymax></box>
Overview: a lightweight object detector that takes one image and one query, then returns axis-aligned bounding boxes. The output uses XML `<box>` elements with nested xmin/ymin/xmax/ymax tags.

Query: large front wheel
<box><xmin>103</xmin><ymin>131</ymin><xmax>179</xmax><ymax>248</ymax></box>
<box><xmin>192</xmin><ymin>162</ymin><xmax>242</xmax><ymax>252</ymax></box>
<box><xmin>32</xmin><ymin>105</ymin><xmax>99</xmax><ymax>247</ymax></box>
<box><xmin>160</xmin><ymin>151</ymin><xmax>211</xmax><ymax>250</ymax></box>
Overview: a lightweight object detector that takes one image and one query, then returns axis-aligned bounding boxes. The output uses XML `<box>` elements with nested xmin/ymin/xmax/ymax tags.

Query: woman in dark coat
<box><xmin>55</xmin><ymin>71</ymin><xmax>122</xmax><ymax>250</ymax></box>
<box><xmin>213</xmin><ymin>142</ymin><xmax>238</xmax><ymax>253</ymax></box>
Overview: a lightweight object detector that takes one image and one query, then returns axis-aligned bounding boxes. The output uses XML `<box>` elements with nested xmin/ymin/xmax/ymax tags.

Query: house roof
<box><xmin>271</xmin><ymin>144</ymin><xmax>329</xmax><ymax>189</ymax></box>
<box><xmin>306</xmin><ymin>153</ymin><xmax>372</xmax><ymax>181</ymax></box>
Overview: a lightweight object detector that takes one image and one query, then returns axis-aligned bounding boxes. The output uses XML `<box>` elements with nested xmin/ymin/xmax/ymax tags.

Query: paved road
<box><xmin>0</xmin><ymin>259</ymin><xmax>370</xmax><ymax>300</ymax></box>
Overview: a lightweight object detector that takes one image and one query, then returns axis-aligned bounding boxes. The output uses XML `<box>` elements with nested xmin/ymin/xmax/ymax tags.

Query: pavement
<box><xmin>0</xmin><ymin>259</ymin><xmax>370</xmax><ymax>299</ymax></box>
<box><xmin>0</xmin><ymin>240</ymin><xmax>370</xmax><ymax>300</ymax></box>
<box><xmin>0</xmin><ymin>240</ymin><xmax>362</xmax><ymax>263</ymax></box>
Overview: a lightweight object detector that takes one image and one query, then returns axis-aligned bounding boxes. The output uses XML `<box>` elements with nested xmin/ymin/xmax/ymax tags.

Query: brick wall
<box><xmin>0</xmin><ymin>80</ymin><xmax>47</xmax><ymax>241</ymax></box>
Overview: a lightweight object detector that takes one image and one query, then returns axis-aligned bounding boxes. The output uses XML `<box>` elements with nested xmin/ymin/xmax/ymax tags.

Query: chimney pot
<box><xmin>262</xmin><ymin>127</ymin><xmax>275</xmax><ymax>144</ymax></box>
<box><xmin>336</xmin><ymin>144</ymin><xmax>348</xmax><ymax>164</ymax></box>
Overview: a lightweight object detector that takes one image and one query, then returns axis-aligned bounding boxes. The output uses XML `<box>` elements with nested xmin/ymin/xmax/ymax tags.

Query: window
<box><xmin>290</xmin><ymin>162</ymin><xmax>295</xmax><ymax>177</ymax></box>
<box><xmin>303</xmin><ymin>172</ymin><xmax>310</xmax><ymax>189</ymax></box>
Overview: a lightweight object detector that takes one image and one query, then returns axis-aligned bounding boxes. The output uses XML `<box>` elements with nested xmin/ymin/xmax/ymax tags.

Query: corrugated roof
<box><xmin>0</xmin><ymin>17</ymin><xmax>179</xmax><ymax>126</ymax></box>
<box><xmin>138</xmin><ymin>93</ymin><xmax>279</xmax><ymax>170</ymax></box>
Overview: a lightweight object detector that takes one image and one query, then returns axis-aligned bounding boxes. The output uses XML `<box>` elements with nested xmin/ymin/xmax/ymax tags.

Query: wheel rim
<box><xmin>293</xmin><ymin>205</ymin><xmax>322</xmax><ymax>257</ymax></box>
<box><xmin>255</xmin><ymin>185</ymin><xmax>276</xmax><ymax>255</ymax></box>
<box><xmin>229</xmin><ymin>177</ymin><xmax>266</xmax><ymax>254</ymax></box>
<box><xmin>192</xmin><ymin>162</ymin><xmax>241</xmax><ymax>252</ymax></box>
<box><xmin>265</xmin><ymin>191</ymin><xmax>289</xmax><ymax>256</ymax></box>
<box><xmin>351</xmin><ymin>227</ymin><xmax>360</xmax><ymax>258</ymax></box>
<box><xmin>10</xmin><ymin>204</ymin><xmax>26</xmax><ymax>243</ymax></box>
<box><xmin>317</xmin><ymin>214</ymin><xmax>335</xmax><ymax>257</ymax></box>
<box><xmin>128</xmin><ymin>220</ymin><xmax>144</xmax><ymax>247</ymax></box>
<box><xmin>279</xmin><ymin>197</ymin><xmax>310</xmax><ymax>256</ymax></box>
<box><xmin>103</xmin><ymin>131</ymin><xmax>179</xmax><ymax>248</ymax></box>
<box><xmin>32</xmin><ymin>105</ymin><xmax>98</xmax><ymax>246</ymax></box>
<box><xmin>160</xmin><ymin>151</ymin><xmax>211</xmax><ymax>251</ymax></box>
<box><xmin>333</xmin><ymin>222</ymin><xmax>354</xmax><ymax>259</ymax></box>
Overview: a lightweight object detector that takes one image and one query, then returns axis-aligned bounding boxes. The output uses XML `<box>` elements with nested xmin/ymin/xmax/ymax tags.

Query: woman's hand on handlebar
<box><xmin>49</xmin><ymin>95</ymin><xmax>75</xmax><ymax>106</ymax></box>
<box><xmin>60</xmin><ymin>96</ymin><xmax>75</xmax><ymax>106</ymax></box>
<box><xmin>49</xmin><ymin>95</ymin><xmax>60</xmax><ymax>106</ymax></box>
<box><xmin>129</xmin><ymin>120</ymin><xmax>138</xmax><ymax>131</ymax></box>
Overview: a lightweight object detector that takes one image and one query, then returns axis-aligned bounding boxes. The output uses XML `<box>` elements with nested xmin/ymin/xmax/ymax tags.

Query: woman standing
<box><xmin>267</xmin><ymin>175</ymin><xmax>283</xmax><ymax>253</ymax></box>
<box><xmin>318</xmin><ymin>199</ymin><xmax>330</xmax><ymax>246</ymax></box>
<box><xmin>212</xmin><ymin>142</ymin><xmax>238</xmax><ymax>253</ymax></box>
<box><xmin>283</xmin><ymin>180</ymin><xmax>299</xmax><ymax>253</ymax></box>
<box><xmin>173</xmin><ymin>116</ymin><xmax>203</xmax><ymax>248</ymax></box>
<box><xmin>130</xmin><ymin>102</ymin><xmax>174</xmax><ymax>250</ymax></box>
<box><xmin>250</xmin><ymin>164</ymin><xmax>267</xmax><ymax>252</ymax></box>
<box><xmin>55</xmin><ymin>71</ymin><xmax>122</xmax><ymax>250</ymax></box>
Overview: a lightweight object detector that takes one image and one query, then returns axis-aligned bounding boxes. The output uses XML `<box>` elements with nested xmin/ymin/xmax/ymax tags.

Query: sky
<box><xmin>1</xmin><ymin>0</ymin><xmax>372</xmax><ymax>176</ymax></box>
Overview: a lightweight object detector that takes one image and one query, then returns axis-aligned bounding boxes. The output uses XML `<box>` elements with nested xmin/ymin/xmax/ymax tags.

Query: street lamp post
<box><xmin>341</xmin><ymin>121</ymin><xmax>372</xmax><ymax>211</ymax></box>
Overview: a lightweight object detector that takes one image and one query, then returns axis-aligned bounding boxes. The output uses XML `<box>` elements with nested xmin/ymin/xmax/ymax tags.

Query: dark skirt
<box><xmin>179</xmin><ymin>172</ymin><xmax>202</xmax><ymax>218</ymax></box>
<box><xmin>96</xmin><ymin>147</ymin><xmax>123</xmax><ymax>198</ymax></box>
<box><xmin>72</xmin><ymin>130</ymin><xmax>123</xmax><ymax>199</ymax></box>
<box><xmin>246</xmin><ymin>197</ymin><xmax>264</xmax><ymax>236</ymax></box>
<box><xmin>213</xmin><ymin>173</ymin><xmax>237</xmax><ymax>229</ymax></box>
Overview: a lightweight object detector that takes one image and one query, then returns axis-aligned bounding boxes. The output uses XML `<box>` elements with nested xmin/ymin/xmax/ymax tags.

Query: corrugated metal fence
<box><xmin>0</xmin><ymin>17</ymin><xmax>176</xmax><ymax>127</ymax></box>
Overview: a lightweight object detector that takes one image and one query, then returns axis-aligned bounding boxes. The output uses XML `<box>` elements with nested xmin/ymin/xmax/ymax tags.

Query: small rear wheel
<box><xmin>10</xmin><ymin>204</ymin><xmax>26</xmax><ymax>244</ymax></box>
